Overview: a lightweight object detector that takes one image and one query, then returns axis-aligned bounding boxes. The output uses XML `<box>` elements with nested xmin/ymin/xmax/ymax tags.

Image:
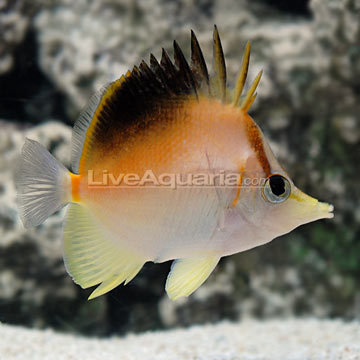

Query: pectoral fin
<box><xmin>165</xmin><ymin>255</ymin><xmax>220</xmax><ymax>300</ymax></box>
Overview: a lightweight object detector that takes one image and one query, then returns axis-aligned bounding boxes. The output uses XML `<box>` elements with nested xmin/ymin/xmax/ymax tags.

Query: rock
<box><xmin>32</xmin><ymin>0</ymin><xmax>281</xmax><ymax>116</ymax></box>
<box><xmin>0</xmin><ymin>0</ymin><xmax>34</xmax><ymax>74</ymax></box>
<box><xmin>0</xmin><ymin>319</ymin><xmax>359</xmax><ymax>360</ymax></box>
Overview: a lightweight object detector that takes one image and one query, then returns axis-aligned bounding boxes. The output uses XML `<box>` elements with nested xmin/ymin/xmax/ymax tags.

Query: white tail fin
<box><xmin>15</xmin><ymin>138</ymin><xmax>71</xmax><ymax>228</ymax></box>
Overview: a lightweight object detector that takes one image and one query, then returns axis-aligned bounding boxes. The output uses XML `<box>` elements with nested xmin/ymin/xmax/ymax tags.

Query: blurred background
<box><xmin>0</xmin><ymin>0</ymin><xmax>359</xmax><ymax>337</ymax></box>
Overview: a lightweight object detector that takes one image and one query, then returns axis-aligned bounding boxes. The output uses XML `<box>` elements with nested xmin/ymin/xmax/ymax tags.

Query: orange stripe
<box><xmin>70</xmin><ymin>172</ymin><xmax>82</xmax><ymax>202</ymax></box>
<box><xmin>243</xmin><ymin>112</ymin><xmax>271</xmax><ymax>176</ymax></box>
<box><xmin>232</xmin><ymin>166</ymin><xmax>244</xmax><ymax>207</ymax></box>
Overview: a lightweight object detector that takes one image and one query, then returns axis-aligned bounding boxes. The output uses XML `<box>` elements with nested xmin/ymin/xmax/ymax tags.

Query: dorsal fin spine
<box><xmin>190</xmin><ymin>30</ymin><xmax>210</xmax><ymax>94</ymax></box>
<box><xmin>173</xmin><ymin>40</ymin><xmax>198</xmax><ymax>99</ymax></box>
<box><xmin>161</xmin><ymin>48</ymin><xmax>177</xmax><ymax>77</ymax></box>
<box><xmin>212</xmin><ymin>25</ymin><xmax>226</xmax><ymax>103</ymax></box>
<box><xmin>232</xmin><ymin>41</ymin><xmax>251</xmax><ymax>106</ymax></box>
<box><xmin>161</xmin><ymin>48</ymin><xmax>180</xmax><ymax>93</ymax></box>
<box><xmin>240</xmin><ymin>70</ymin><xmax>263</xmax><ymax>111</ymax></box>
<box><xmin>150</xmin><ymin>53</ymin><xmax>169</xmax><ymax>90</ymax></box>
<box><xmin>243</xmin><ymin>92</ymin><xmax>257</xmax><ymax>112</ymax></box>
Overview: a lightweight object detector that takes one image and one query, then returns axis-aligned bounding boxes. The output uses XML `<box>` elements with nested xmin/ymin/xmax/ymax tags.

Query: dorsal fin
<box><xmin>232</xmin><ymin>41</ymin><xmax>251</xmax><ymax>106</ymax></box>
<box><xmin>190</xmin><ymin>30</ymin><xmax>210</xmax><ymax>94</ymax></box>
<box><xmin>240</xmin><ymin>70</ymin><xmax>263</xmax><ymax>111</ymax></box>
<box><xmin>72</xmin><ymin>41</ymin><xmax>201</xmax><ymax>173</ymax></box>
<box><xmin>150</xmin><ymin>53</ymin><xmax>169</xmax><ymax>90</ymax></box>
<box><xmin>212</xmin><ymin>25</ymin><xmax>226</xmax><ymax>102</ymax></box>
<box><xmin>173</xmin><ymin>40</ymin><xmax>198</xmax><ymax>98</ymax></box>
<box><xmin>71</xmin><ymin>27</ymin><xmax>262</xmax><ymax>173</ymax></box>
<box><xmin>160</xmin><ymin>48</ymin><xmax>179</xmax><ymax>91</ymax></box>
<box><xmin>71</xmin><ymin>84</ymin><xmax>110</xmax><ymax>173</ymax></box>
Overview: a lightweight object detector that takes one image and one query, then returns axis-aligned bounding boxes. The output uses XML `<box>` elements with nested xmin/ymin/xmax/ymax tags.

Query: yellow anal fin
<box><xmin>165</xmin><ymin>255</ymin><xmax>220</xmax><ymax>300</ymax></box>
<box><xmin>88</xmin><ymin>263</ymin><xmax>143</xmax><ymax>300</ymax></box>
<box><xmin>64</xmin><ymin>204</ymin><xmax>145</xmax><ymax>298</ymax></box>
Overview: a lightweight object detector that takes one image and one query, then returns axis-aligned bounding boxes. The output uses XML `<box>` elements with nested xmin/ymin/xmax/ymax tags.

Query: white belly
<box><xmin>86</xmin><ymin>186</ymin><xmax>231</xmax><ymax>262</ymax></box>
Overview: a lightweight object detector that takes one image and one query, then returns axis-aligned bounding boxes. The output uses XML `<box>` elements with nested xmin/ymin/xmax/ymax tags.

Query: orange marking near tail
<box><xmin>70</xmin><ymin>173</ymin><xmax>82</xmax><ymax>202</ymax></box>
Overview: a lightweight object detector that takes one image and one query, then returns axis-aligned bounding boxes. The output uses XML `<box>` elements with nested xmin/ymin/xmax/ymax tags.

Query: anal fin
<box><xmin>165</xmin><ymin>255</ymin><xmax>220</xmax><ymax>300</ymax></box>
<box><xmin>64</xmin><ymin>204</ymin><xmax>146</xmax><ymax>299</ymax></box>
<box><xmin>88</xmin><ymin>263</ymin><xmax>143</xmax><ymax>300</ymax></box>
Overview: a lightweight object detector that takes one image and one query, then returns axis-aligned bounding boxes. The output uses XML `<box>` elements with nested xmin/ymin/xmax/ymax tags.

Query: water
<box><xmin>0</xmin><ymin>0</ymin><xmax>359</xmax><ymax>340</ymax></box>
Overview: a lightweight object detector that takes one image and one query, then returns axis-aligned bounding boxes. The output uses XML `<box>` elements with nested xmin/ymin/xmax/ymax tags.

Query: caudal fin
<box><xmin>15</xmin><ymin>138</ymin><xmax>71</xmax><ymax>228</ymax></box>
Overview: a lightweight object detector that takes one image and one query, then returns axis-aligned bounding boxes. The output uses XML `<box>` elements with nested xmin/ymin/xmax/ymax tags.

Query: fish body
<box><xmin>16</xmin><ymin>27</ymin><xmax>333</xmax><ymax>300</ymax></box>
<box><xmin>79</xmin><ymin>98</ymin><xmax>256</xmax><ymax>261</ymax></box>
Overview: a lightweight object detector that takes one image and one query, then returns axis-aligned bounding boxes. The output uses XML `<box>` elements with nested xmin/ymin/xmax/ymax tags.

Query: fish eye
<box><xmin>262</xmin><ymin>174</ymin><xmax>291</xmax><ymax>204</ymax></box>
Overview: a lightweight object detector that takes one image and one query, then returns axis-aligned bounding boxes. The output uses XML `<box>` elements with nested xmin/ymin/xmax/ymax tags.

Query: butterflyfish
<box><xmin>16</xmin><ymin>26</ymin><xmax>334</xmax><ymax>300</ymax></box>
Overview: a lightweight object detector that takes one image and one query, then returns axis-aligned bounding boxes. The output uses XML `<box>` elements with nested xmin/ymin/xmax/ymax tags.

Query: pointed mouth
<box><xmin>317</xmin><ymin>201</ymin><xmax>334</xmax><ymax>219</ymax></box>
<box><xmin>289</xmin><ymin>188</ymin><xmax>334</xmax><ymax>220</ymax></box>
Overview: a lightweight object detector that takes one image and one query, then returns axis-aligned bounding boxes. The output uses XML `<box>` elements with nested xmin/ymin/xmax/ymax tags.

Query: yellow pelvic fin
<box><xmin>240</xmin><ymin>70</ymin><xmax>262</xmax><ymax>111</ymax></box>
<box><xmin>232</xmin><ymin>41</ymin><xmax>251</xmax><ymax>106</ymax></box>
<box><xmin>165</xmin><ymin>255</ymin><xmax>220</xmax><ymax>300</ymax></box>
<box><xmin>64</xmin><ymin>204</ymin><xmax>145</xmax><ymax>298</ymax></box>
<box><xmin>212</xmin><ymin>25</ymin><xmax>226</xmax><ymax>102</ymax></box>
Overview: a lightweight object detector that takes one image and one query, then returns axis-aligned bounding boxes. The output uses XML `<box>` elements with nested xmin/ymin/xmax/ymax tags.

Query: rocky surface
<box><xmin>32</xmin><ymin>0</ymin><xmax>312</xmax><ymax>116</ymax></box>
<box><xmin>0</xmin><ymin>319</ymin><xmax>359</xmax><ymax>360</ymax></box>
<box><xmin>0</xmin><ymin>0</ymin><xmax>34</xmax><ymax>75</ymax></box>
<box><xmin>0</xmin><ymin>0</ymin><xmax>359</xmax><ymax>336</ymax></box>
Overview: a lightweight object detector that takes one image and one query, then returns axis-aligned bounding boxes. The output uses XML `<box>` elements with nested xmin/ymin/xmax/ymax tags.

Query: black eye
<box><xmin>263</xmin><ymin>174</ymin><xmax>291</xmax><ymax>203</ymax></box>
<box><xmin>269</xmin><ymin>175</ymin><xmax>286</xmax><ymax>196</ymax></box>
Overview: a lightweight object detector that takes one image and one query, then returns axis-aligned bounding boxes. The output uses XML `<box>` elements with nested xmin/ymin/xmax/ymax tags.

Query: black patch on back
<box><xmin>92</xmin><ymin>34</ymin><xmax>210</xmax><ymax>149</ymax></box>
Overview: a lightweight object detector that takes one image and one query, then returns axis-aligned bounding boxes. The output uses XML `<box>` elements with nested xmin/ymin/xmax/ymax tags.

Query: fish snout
<box><xmin>289</xmin><ymin>187</ymin><xmax>334</xmax><ymax>221</ymax></box>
